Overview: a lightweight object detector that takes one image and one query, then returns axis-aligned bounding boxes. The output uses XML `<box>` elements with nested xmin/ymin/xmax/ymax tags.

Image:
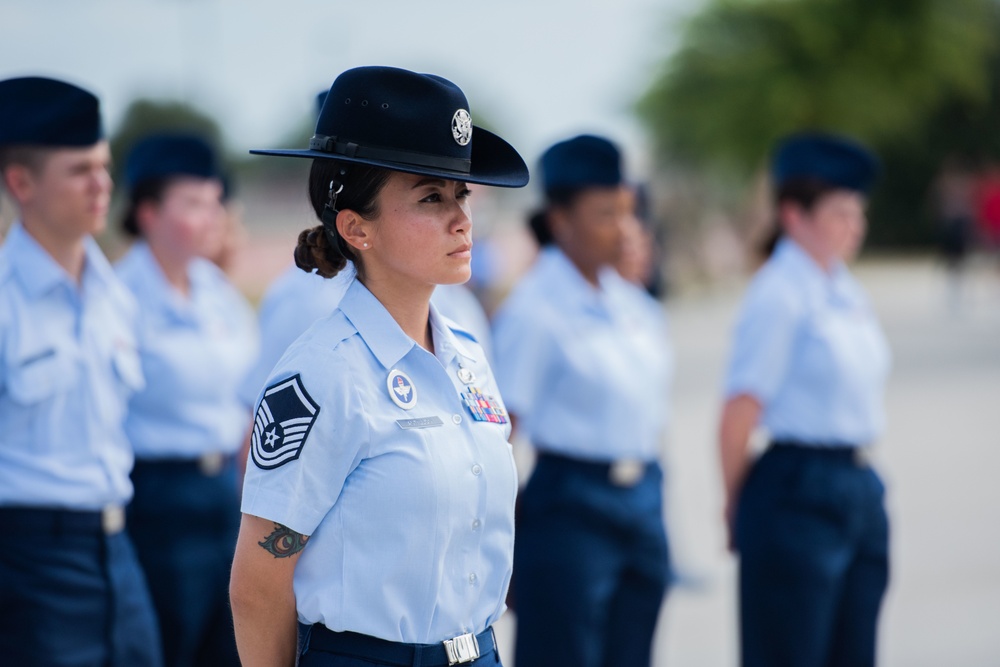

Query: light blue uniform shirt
<box><xmin>0</xmin><ymin>223</ymin><xmax>143</xmax><ymax>509</ymax></box>
<box><xmin>724</xmin><ymin>238</ymin><xmax>891</xmax><ymax>446</ymax></box>
<box><xmin>492</xmin><ymin>247</ymin><xmax>673</xmax><ymax>463</ymax></box>
<box><xmin>116</xmin><ymin>242</ymin><xmax>259</xmax><ymax>459</ymax></box>
<box><xmin>241</xmin><ymin>278</ymin><xmax>516</xmax><ymax>644</ymax></box>
<box><xmin>241</xmin><ymin>262</ymin><xmax>493</xmax><ymax>405</ymax></box>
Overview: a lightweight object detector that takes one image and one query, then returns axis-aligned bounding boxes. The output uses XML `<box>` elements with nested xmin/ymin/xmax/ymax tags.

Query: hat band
<box><xmin>309</xmin><ymin>134</ymin><xmax>471</xmax><ymax>175</ymax></box>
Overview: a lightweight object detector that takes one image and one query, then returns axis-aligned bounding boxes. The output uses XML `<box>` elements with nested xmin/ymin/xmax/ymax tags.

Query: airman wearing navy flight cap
<box><xmin>492</xmin><ymin>134</ymin><xmax>673</xmax><ymax>667</ymax></box>
<box><xmin>719</xmin><ymin>131</ymin><xmax>891</xmax><ymax>667</ymax></box>
<box><xmin>0</xmin><ymin>76</ymin><xmax>162</xmax><ymax>666</ymax></box>
<box><xmin>116</xmin><ymin>132</ymin><xmax>258</xmax><ymax>667</ymax></box>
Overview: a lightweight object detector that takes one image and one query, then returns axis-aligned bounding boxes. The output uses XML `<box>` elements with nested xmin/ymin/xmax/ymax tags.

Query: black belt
<box><xmin>133</xmin><ymin>451</ymin><xmax>233</xmax><ymax>477</ymax></box>
<box><xmin>771</xmin><ymin>440</ymin><xmax>872</xmax><ymax>466</ymax></box>
<box><xmin>305</xmin><ymin>625</ymin><xmax>495</xmax><ymax>666</ymax></box>
<box><xmin>535</xmin><ymin>450</ymin><xmax>656</xmax><ymax>487</ymax></box>
<box><xmin>0</xmin><ymin>505</ymin><xmax>126</xmax><ymax>535</ymax></box>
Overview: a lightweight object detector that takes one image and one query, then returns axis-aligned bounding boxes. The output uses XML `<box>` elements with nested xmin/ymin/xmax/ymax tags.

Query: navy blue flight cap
<box><xmin>540</xmin><ymin>134</ymin><xmax>623</xmax><ymax>194</ymax></box>
<box><xmin>252</xmin><ymin>66</ymin><xmax>529</xmax><ymax>189</ymax></box>
<box><xmin>772</xmin><ymin>132</ymin><xmax>879</xmax><ymax>194</ymax></box>
<box><xmin>125</xmin><ymin>133</ymin><xmax>221</xmax><ymax>191</ymax></box>
<box><xmin>0</xmin><ymin>76</ymin><xmax>103</xmax><ymax>148</ymax></box>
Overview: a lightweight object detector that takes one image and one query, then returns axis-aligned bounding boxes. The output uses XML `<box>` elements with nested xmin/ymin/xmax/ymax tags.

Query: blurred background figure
<box><xmin>493</xmin><ymin>134</ymin><xmax>673</xmax><ymax>667</ymax></box>
<box><xmin>116</xmin><ymin>133</ymin><xmax>258</xmax><ymax>667</ymax></box>
<box><xmin>930</xmin><ymin>156</ymin><xmax>977</xmax><ymax>311</ymax></box>
<box><xmin>205</xmin><ymin>176</ymin><xmax>250</xmax><ymax>277</ymax></box>
<box><xmin>974</xmin><ymin>162</ymin><xmax>1000</xmax><ymax>261</ymax></box>
<box><xmin>0</xmin><ymin>76</ymin><xmax>162</xmax><ymax>667</ymax></box>
<box><xmin>616</xmin><ymin>182</ymin><xmax>667</xmax><ymax>298</ymax></box>
<box><xmin>719</xmin><ymin>133</ymin><xmax>890</xmax><ymax>667</ymax></box>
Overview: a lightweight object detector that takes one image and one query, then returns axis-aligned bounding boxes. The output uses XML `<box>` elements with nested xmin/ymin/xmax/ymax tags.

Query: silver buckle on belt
<box><xmin>101</xmin><ymin>505</ymin><xmax>125</xmax><ymax>535</ymax></box>
<box><xmin>443</xmin><ymin>631</ymin><xmax>480</xmax><ymax>664</ymax></box>
<box><xmin>609</xmin><ymin>459</ymin><xmax>645</xmax><ymax>487</ymax></box>
<box><xmin>198</xmin><ymin>452</ymin><xmax>224</xmax><ymax>476</ymax></box>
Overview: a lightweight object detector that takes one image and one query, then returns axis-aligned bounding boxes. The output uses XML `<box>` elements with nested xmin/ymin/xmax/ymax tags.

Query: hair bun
<box><xmin>294</xmin><ymin>225</ymin><xmax>347</xmax><ymax>278</ymax></box>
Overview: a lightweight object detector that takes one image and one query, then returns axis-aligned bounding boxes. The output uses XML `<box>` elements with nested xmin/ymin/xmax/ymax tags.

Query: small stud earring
<box><xmin>363</xmin><ymin>242</ymin><xmax>369</xmax><ymax>248</ymax></box>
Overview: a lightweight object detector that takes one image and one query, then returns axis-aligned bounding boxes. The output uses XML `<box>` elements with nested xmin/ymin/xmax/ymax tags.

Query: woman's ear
<box><xmin>547</xmin><ymin>205</ymin><xmax>572</xmax><ymax>246</ymax></box>
<box><xmin>337</xmin><ymin>209</ymin><xmax>372</xmax><ymax>251</ymax></box>
<box><xmin>134</xmin><ymin>200</ymin><xmax>160</xmax><ymax>237</ymax></box>
<box><xmin>778</xmin><ymin>200</ymin><xmax>804</xmax><ymax>235</ymax></box>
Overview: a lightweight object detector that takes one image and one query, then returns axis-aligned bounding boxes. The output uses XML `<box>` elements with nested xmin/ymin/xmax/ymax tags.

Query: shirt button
<box><xmin>472</xmin><ymin>519</ymin><xmax>481</xmax><ymax>530</ymax></box>
<box><xmin>469</xmin><ymin>573</ymin><xmax>478</xmax><ymax>585</ymax></box>
<box><xmin>452</xmin><ymin>414</ymin><xmax>463</xmax><ymax>425</ymax></box>
<box><xmin>471</xmin><ymin>464</ymin><xmax>482</xmax><ymax>476</ymax></box>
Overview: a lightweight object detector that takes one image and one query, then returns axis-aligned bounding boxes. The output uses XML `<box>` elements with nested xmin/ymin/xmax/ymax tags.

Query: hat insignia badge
<box><xmin>452</xmin><ymin>109</ymin><xmax>472</xmax><ymax>146</ymax></box>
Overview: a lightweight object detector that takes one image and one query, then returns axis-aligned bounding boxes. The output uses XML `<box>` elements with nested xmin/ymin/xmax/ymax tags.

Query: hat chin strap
<box><xmin>309</xmin><ymin>134</ymin><xmax>471</xmax><ymax>175</ymax></box>
<box><xmin>320</xmin><ymin>179</ymin><xmax>351</xmax><ymax>258</ymax></box>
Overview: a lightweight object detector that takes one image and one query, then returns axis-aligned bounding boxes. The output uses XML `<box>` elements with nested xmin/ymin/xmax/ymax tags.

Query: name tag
<box><xmin>395</xmin><ymin>416</ymin><xmax>445</xmax><ymax>430</ymax></box>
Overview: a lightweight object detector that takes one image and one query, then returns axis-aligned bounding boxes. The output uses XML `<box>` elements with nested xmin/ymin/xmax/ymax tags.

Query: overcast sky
<box><xmin>1</xmin><ymin>0</ymin><xmax>702</xmax><ymax>171</ymax></box>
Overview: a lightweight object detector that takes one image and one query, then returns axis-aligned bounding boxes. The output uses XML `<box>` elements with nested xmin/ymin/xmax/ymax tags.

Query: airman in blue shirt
<box><xmin>229</xmin><ymin>66</ymin><xmax>529</xmax><ymax>667</ymax></box>
<box><xmin>0</xmin><ymin>76</ymin><xmax>161</xmax><ymax>667</ymax></box>
<box><xmin>492</xmin><ymin>134</ymin><xmax>673</xmax><ymax>667</ymax></box>
<box><xmin>115</xmin><ymin>133</ymin><xmax>258</xmax><ymax>667</ymax></box>
<box><xmin>719</xmin><ymin>132</ymin><xmax>891</xmax><ymax>667</ymax></box>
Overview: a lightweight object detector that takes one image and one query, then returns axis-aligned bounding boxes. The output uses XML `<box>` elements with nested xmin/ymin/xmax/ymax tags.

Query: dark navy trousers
<box><xmin>0</xmin><ymin>507</ymin><xmax>162</xmax><ymax>667</ymax></box>
<box><xmin>127</xmin><ymin>457</ymin><xmax>242</xmax><ymax>667</ymax></box>
<box><xmin>513</xmin><ymin>453</ymin><xmax>671</xmax><ymax>667</ymax></box>
<box><xmin>735</xmin><ymin>445</ymin><xmax>889</xmax><ymax>667</ymax></box>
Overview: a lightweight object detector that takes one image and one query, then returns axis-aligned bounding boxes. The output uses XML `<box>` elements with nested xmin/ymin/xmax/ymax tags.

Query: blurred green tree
<box><xmin>638</xmin><ymin>0</ymin><xmax>998</xmax><ymax>172</ymax></box>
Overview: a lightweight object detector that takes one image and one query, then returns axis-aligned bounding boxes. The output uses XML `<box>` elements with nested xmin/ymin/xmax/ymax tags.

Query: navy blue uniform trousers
<box><xmin>735</xmin><ymin>445</ymin><xmax>889</xmax><ymax>667</ymax></box>
<box><xmin>0</xmin><ymin>506</ymin><xmax>162</xmax><ymax>667</ymax></box>
<box><xmin>127</xmin><ymin>457</ymin><xmax>242</xmax><ymax>667</ymax></box>
<box><xmin>513</xmin><ymin>453</ymin><xmax>671</xmax><ymax>667</ymax></box>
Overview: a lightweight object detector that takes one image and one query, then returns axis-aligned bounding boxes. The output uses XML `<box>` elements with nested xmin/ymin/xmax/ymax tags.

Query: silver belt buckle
<box><xmin>609</xmin><ymin>459</ymin><xmax>645</xmax><ymax>487</ymax></box>
<box><xmin>198</xmin><ymin>452</ymin><xmax>224</xmax><ymax>476</ymax></box>
<box><xmin>443</xmin><ymin>631</ymin><xmax>480</xmax><ymax>664</ymax></box>
<box><xmin>101</xmin><ymin>505</ymin><xmax>125</xmax><ymax>535</ymax></box>
<box><xmin>852</xmin><ymin>448</ymin><xmax>872</xmax><ymax>468</ymax></box>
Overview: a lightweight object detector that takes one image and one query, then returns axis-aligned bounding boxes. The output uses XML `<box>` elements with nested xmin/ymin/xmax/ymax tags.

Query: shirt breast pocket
<box><xmin>7</xmin><ymin>349</ymin><xmax>80</xmax><ymax>405</ymax></box>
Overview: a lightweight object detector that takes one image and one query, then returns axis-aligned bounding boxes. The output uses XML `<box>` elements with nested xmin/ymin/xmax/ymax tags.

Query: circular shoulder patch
<box><xmin>387</xmin><ymin>369</ymin><xmax>418</xmax><ymax>410</ymax></box>
<box><xmin>451</xmin><ymin>109</ymin><xmax>472</xmax><ymax>146</ymax></box>
<box><xmin>251</xmin><ymin>374</ymin><xmax>321</xmax><ymax>470</ymax></box>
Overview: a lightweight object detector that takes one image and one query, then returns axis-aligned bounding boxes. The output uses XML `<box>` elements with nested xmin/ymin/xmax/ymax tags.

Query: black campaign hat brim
<box><xmin>249</xmin><ymin>126</ymin><xmax>529</xmax><ymax>188</ymax></box>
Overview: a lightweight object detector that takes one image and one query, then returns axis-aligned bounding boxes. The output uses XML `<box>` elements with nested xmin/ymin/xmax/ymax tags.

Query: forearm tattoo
<box><xmin>258</xmin><ymin>523</ymin><xmax>310</xmax><ymax>558</ymax></box>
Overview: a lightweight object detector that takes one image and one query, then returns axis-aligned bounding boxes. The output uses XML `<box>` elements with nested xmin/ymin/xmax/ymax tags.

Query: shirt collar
<box><xmin>128</xmin><ymin>241</ymin><xmax>215</xmax><ymax>322</ymax></box>
<box><xmin>537</xmin><ymin>246</ymin><xmax>614</xmax><ymax>318</ymax></box>
<box><xmin>338</xmin><ymin>278</ymin><xmax>418</xmax><ymax>370</ymax></box>
<box><xmin>775</xmin><ymin>237</ymin><xmax>855</xmax><ymax>299</ymax></box>
<box><xmin>6</xmin><ymin>221</ymin><xmax>116</xmax><ymax>299</ymax></box>
<box><xmin>428</xmin><ymin>303</ymin><xmax>478</xmax><ymax>366</ymax></box>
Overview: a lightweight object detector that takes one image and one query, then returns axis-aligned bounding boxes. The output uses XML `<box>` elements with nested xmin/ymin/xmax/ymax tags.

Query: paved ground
<box><xmin>494</xmin><ymin>257</ymin><xmax>1000</xmax><ymax>666</ymax></box>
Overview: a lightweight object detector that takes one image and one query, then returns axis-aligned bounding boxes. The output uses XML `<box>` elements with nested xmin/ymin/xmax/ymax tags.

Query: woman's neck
<box><xmin>561</xmin><ymin>246</ymin><xmax>601</xmax><ymax>287</ymax></box>
<box><xmin>148</xmin><ymin>242</ymin><xmax>191</xmax><ymax>296</ymax></box>
<box><xmin>363</xmin><ymin>275</ymin><xmax>435</xmax><ymax>352</ymax></box>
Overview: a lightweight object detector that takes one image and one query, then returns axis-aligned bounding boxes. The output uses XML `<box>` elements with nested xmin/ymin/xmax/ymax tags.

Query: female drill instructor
<box><xmin>229</xmin><ymin>66</ymin><xmax>529</xmax><ymax>667</ymax></box>
<box><xmin>719</xmin><ymin>132</ymin><xmax>891</xmax><ymax>667</ymax></box>
<box><xmin>492</xmin><ymin>135</ymin><xmax>673</xmax><ymax>667</ymax></box>
<box><xmin>116</xmin><ymin>133</ymin><xmax>257</xmax><ymax>667</ymax></box>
